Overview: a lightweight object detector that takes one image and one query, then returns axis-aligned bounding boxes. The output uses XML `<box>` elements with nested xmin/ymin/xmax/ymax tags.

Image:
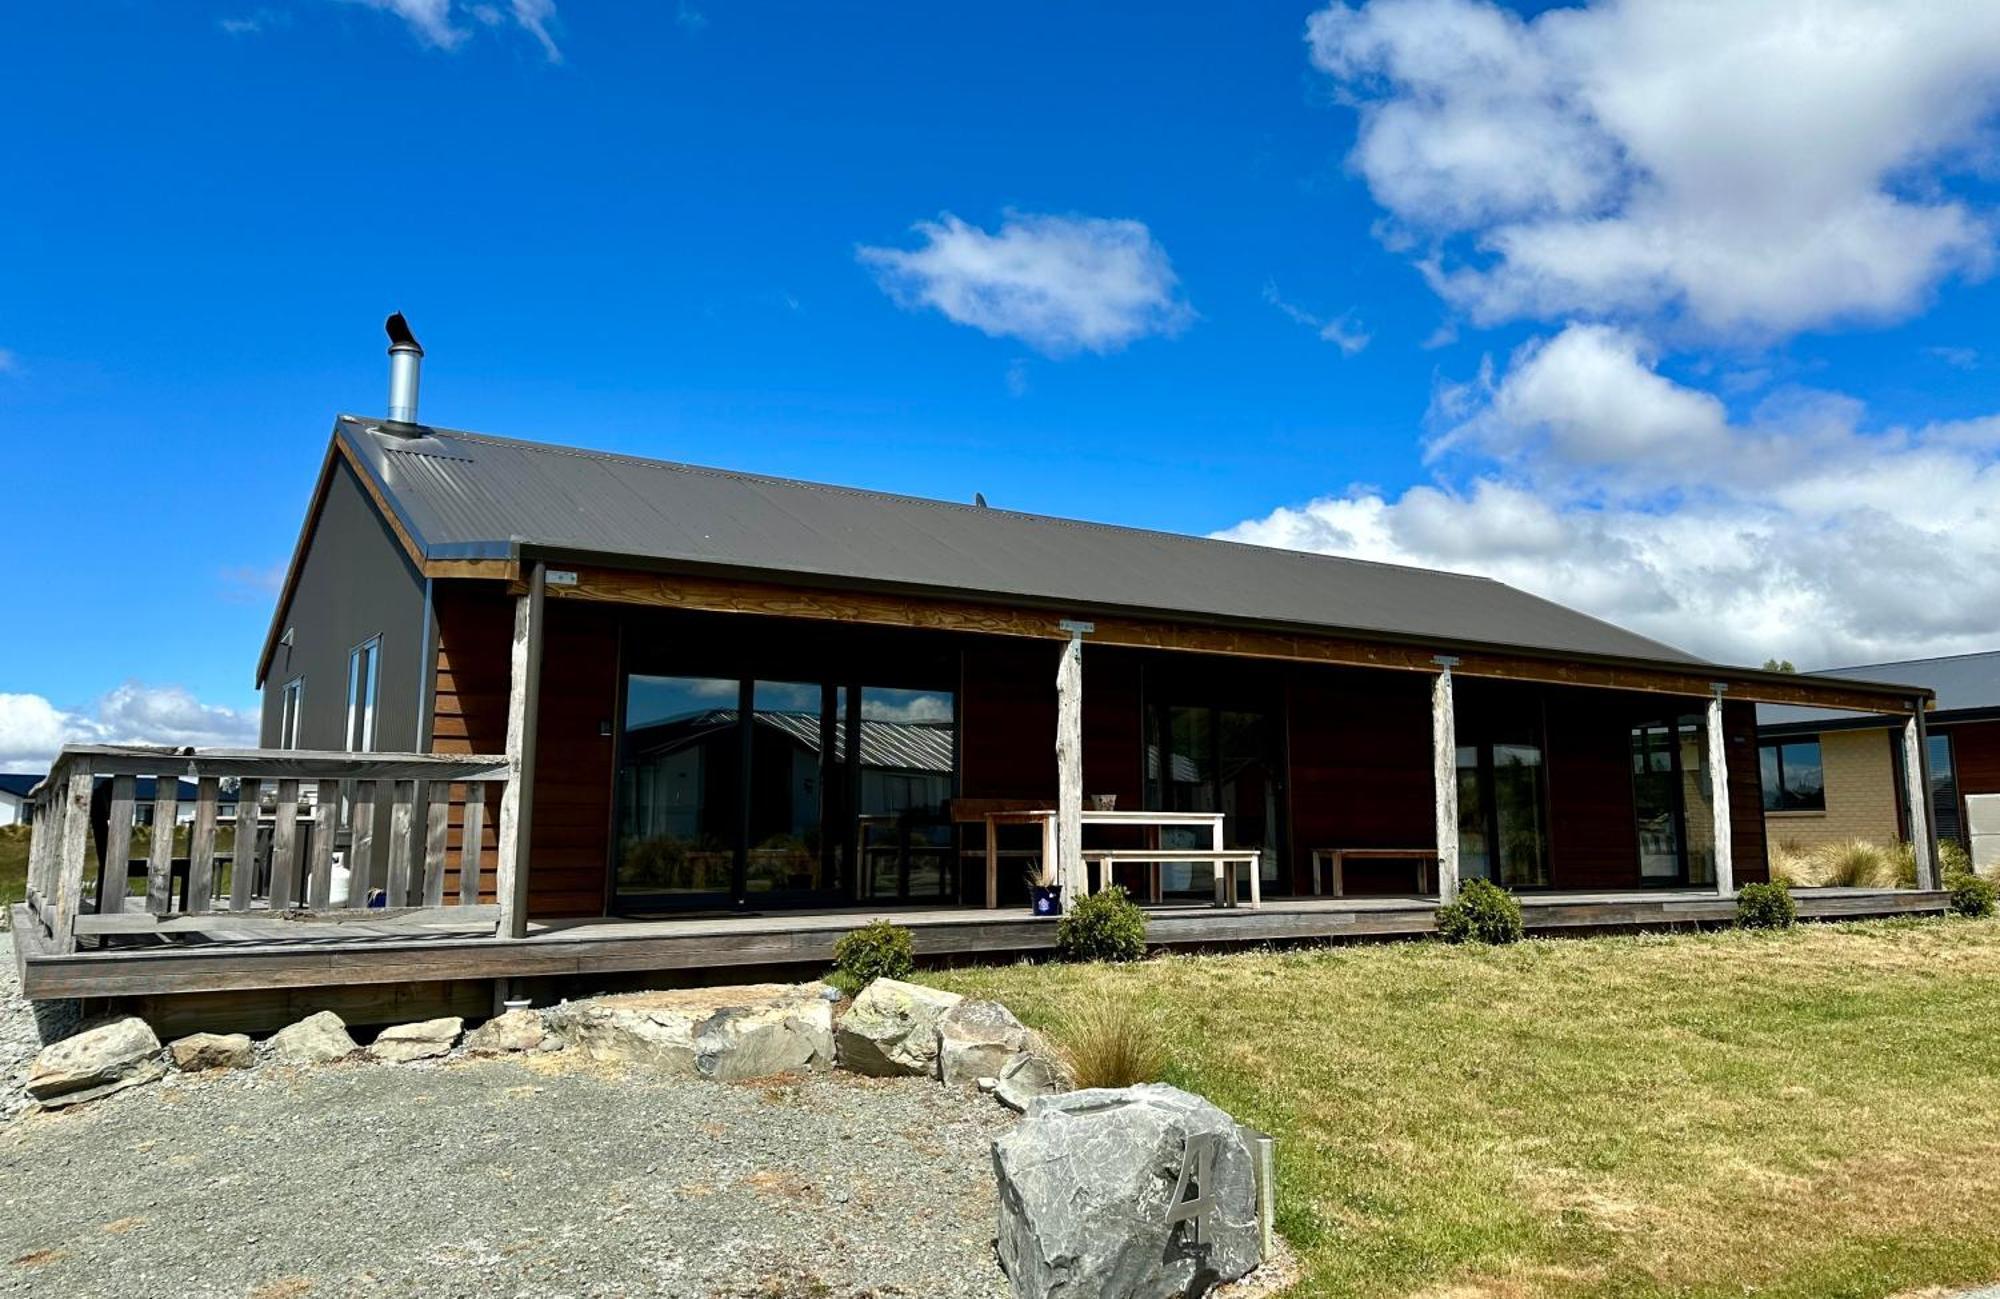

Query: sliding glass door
<box><xmin>1145</xmin><ymin>700</ymin><xmax>1283</xmax><ymax>902</ymax></box>
<box><xmin>1628</xmin><ymin>714</ymin><xmax>1715</xmax><ymax>887</ymax></box>
<box><xmin>615</xmin><ymin>675</ymin><xmax>743</xmax><ymax>907</ymax></box>
<box><xmin>615</xmin><ymin>671</ymin><xmax>956</xmax><ymax>912</ymax></box>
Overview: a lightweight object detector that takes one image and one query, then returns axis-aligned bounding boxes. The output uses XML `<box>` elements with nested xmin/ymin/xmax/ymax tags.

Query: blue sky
<box><xmin>5</xmin><ymin>1</ymin><xmax>2000</xmax><ymax>766</ymax></box>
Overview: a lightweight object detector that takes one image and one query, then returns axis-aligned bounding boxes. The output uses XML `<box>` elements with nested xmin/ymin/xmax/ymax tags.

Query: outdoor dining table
<box><xmin>980</xmin><ymin>808</ymin><xmax>1227</xmax><ymax>909</ymax></box>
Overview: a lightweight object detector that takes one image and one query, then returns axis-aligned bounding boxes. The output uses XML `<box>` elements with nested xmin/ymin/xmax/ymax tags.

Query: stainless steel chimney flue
<box><xmin>385</xmin><ymin>312</ymin><xmax>423</xmax><ymax>424</ymax></box>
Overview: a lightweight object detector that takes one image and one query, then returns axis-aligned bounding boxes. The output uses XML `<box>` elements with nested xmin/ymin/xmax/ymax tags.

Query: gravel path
<box><xmin>0</xmin><ymin>932</ymin><xmax>79</xmax><ymax>1124</ymax></box>
<box><xmin>0</xmin><ymin>941</ymin><xmax>1015</xmax><ymax>1298</ymax></box>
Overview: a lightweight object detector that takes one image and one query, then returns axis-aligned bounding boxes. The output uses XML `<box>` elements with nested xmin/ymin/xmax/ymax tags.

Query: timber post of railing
<box><xmin>28</xmin><ymin>745</ymin><xmax>512</xmax><ymax>952</ymax></box>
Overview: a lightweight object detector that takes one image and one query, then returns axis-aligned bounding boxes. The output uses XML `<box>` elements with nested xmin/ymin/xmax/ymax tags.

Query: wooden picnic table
<box><xmin>973</xmin><ymin>808</ymin><xmax>1232</xmax><ymax>908</ymax></box>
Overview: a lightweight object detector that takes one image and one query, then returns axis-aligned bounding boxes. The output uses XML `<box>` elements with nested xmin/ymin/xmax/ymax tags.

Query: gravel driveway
<box><xmin>0</xmin><ymin>934</ymin><xmax>1015</xmax><ymax>1298</ymax></box>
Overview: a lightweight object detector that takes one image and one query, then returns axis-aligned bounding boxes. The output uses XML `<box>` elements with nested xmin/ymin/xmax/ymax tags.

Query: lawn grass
<box><xmin>928</xmin><ymin>919</ymin><xmax>2000</xmax><ymax>1299</ymax></box>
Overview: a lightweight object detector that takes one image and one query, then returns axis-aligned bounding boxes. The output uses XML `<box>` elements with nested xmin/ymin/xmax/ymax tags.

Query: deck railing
<box><xmin>24</xmin><ymin>745</ymin><xmax>512</xmax><ymax>954</ymax></box>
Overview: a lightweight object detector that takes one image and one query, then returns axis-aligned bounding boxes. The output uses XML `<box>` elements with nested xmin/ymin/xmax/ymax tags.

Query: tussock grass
<box><xmin>929</xmin><ymin>920</ymin><xmax>2000</xmax><ymax>1298</ymax></box>
<box><xmin>1054</xmin><ymin>991</ymin><xmax>1167</xmax><ymax>1090</ymax></box>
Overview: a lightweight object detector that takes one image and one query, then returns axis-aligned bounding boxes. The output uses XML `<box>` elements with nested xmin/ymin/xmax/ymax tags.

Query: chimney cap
<box><xmin>385</xmin><ymin>311</ymin><xmax>424</xmax><ymax>355</ymax></box>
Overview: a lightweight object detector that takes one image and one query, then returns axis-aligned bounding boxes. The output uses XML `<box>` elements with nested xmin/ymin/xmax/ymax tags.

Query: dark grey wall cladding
<box><xmin>259</xmin><ymin>458</ymin><xmax>429</xmax><ymax>752</ymax></box>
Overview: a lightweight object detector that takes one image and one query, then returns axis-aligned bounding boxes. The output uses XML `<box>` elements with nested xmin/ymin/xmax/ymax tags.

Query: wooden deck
<box><xmin>10</xmin><ymin>888</ymin><xmax>1948</xmax><ymax>1006</ymax></box>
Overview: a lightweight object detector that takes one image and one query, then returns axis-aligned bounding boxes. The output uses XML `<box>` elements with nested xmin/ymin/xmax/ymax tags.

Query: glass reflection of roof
<box><xmin>626</xmin><ymin>709</ymin><xmax>953</xmax><ymax>773</ymax></box>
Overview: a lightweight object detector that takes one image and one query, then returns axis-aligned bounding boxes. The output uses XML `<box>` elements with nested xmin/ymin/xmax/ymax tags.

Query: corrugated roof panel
<box><xmin>1758</xmin><ymin>651</ymin><xmax>2000</xmax><ymax>728</ymax></box>
<box><xmin>337</xmin><ymin>417</ymin><xmax>1705</xmax><ymax>665</ymax></box>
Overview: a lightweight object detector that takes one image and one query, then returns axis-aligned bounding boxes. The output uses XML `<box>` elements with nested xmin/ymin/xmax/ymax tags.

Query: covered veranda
<box><xmin>11</xmin><ymin>560</ymin><xmax>1950</xmax><ymax>1026</ymax></box>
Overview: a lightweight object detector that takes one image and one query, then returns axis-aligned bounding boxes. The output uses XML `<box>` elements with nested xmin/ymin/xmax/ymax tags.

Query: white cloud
<box><xmin>0</xmin><ymin>348</ymin><xmax>18</xmax><ymax>374</ymax></box>
<box><xmin>0</xmin><ymin>684</ymin><xmax>259</xmax><ymax>774</ymax></box>
<box><xmin>507</xmin><ymin>0</ymin><xmax>560</xmax><ymax>62</ymax></box>
<box><xmin>1263</xmin><ymin>283</ymin><xmax>1371</xmax><ymax>355</ymax></box>
<box><xmin>1309</xmin><ymin>0</ymin><xmax>2000</xmax><ymax>337</ymax></box>
<box><xmin>342</xmin><ymin>0</ymin><xmax>559</xmax><ymax>58</ymax></box>
<box><xmin>858</xmin><ymin>212</ymin><xmax>1194</xmax><ymax>356</ymax></box>
<box><xmin>1221</xmin><ymin>324</ymin><xmax>2000</xmax><ymax>667</ymax></box>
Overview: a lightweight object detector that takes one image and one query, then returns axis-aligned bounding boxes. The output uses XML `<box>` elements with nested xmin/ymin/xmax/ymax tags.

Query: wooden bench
<box><xmin>1311</xmin><ymin>847</ymin><xmax>1438</xmax><ymax>897</ymax></box>
<box><xmin>1084</xmin><ymin>848</ymin><xmax>1263</xmax><ymax>909</ymax></box>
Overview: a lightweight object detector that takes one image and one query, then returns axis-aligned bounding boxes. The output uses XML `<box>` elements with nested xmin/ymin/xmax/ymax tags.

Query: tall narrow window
<box><xmin>1928</xmin><ymin>732</ymin><xmax>1962</xmax><ymax>848</ymax></box>
<box><xmin>1456</xmin><ymin>705</ymin><xmax>1548</xmax><ymax>889</ymax></box>
<box><xmin>345</xmin><ymin>636</ymin><xmax>381</xmax><ymax>753</ymax></box>
<box><xmin>279</xmin><ymin>678</ymin><xmax>304</xmax><ymax>749</ymax></box>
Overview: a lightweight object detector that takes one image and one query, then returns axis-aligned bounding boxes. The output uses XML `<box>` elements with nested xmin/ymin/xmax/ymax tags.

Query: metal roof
<box><xmin>336</xmin><ymin>416</ymin><xmax>1707</xmax><ymax>665</ymax></box>
<box><xmin>1759</xmin><ymin>651</ymin><xmax>2000</xmax><ymax>730</ymax></box>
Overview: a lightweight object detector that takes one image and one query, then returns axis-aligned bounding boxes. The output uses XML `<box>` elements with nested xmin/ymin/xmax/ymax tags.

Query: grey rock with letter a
<box><xmin>992</xmin><ymin>1083</ymin><xmax>1261</xmax><ymax>1299</ymax></box>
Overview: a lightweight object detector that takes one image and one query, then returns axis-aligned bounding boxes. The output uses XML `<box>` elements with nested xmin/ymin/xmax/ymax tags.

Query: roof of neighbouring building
<box><xmin>332</xmin><ymin>416</ymin><xmax>1708</xmax><ymax>667</ymax></box>
<box><xmin>0</xmin><ymin>773</ymin><xmax>40</xmax><ymax>798</ymax></box>
<box><xmin>1758</xmin><ymin>650</ymin><xmax>2000</xmax><ymax>731</ymax></box>
<box><xmin>626</xmin><ymin>709</ymin><xmax>955</xmax><ymax>774</ymax></box>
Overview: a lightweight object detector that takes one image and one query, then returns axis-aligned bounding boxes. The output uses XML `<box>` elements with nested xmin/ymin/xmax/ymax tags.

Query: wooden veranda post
<box><xmin>1054</xmin><ymin>621</ymin><xmax>1090</xmax><ymax>911</ymax></box>
<box><xmin>1707</xmin><ymin>686</ymin><xmax>1734</xmax><ymax>896</ymax></box>
<box><xmin>1431</xmin><ymin>657</ymin><xmax>1459</xmax><ymax>903</ymax></box>
<box><xmin>51</xmin><ymin>758</ymin><xmax>94</xmax><ymax>955</ymax></box>
<box><xmin>1904</xmin><ymin>709</ymin><xmax>1937</xmax><ymax>891</ymax></box>
<box><xmin>495</xmin><ymin>561</ymin><xmax>547</xmax><ymax>940</ymax></box>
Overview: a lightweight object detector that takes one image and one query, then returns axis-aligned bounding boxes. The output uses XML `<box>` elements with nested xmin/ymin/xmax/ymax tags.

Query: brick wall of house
<box><xmin>1765</xmin><ymin>727</ymin><xmax>1902</xmax><ymax>852</ymax></box>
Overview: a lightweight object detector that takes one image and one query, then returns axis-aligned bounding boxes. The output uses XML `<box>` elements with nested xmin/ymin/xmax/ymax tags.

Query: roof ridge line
<box><xmin>417</xmin><ymin>423</ymin><xmax>1512</xmax><ymax>588</ymax></box>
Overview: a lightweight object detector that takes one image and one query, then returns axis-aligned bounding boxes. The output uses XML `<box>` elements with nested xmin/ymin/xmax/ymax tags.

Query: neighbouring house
<box><xmin>1758</xmin><ymin>651</ymin><xmax>2000</xmax><ymax>868</ymax></box>
<box><xmin>0</xmin><ymin>773</ymin><xmax>38</xmax><ymax>827</ymax></box>
<box><xmin>10</xmin><ymin>318</ymin><xmax>1950</xmax><ymax>1030</ymax></box>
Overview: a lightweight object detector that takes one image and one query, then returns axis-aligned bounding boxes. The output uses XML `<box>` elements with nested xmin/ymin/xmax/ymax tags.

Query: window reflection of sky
<box><xmin>626</xmin><ymin>676</ymin><xmax>737</xmax><ymax>729</ymax></box>
<box><xmin>626</xmin><ymin>678</ymin><xmax>953</xmax><ymax>730</ymax></box>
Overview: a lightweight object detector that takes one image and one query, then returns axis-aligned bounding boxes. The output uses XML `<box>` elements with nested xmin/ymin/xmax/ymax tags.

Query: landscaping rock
<box><xmin>937</xmin><ymin>998</ymin><xmax>1036</xmax><ymax>1086</ymax></box>
<box><xmin>168</xmin><ymin>1032</ymin><xmax>254</xmax><ymax>1072</ymax></box>
<box><xmin>25</xmin><ymin>1016</ymin><xmax>163</xmax><ymax>1108</ymax></box>
<box><xmin>994</xmin><ymin>1049</ymin><xmax>1069</xmax><ymax>1113</ymax></box>
<box><xmin>993</xmin><ymin>1083</ymin><xmax>1261</xmax><ymax>1298</ymax></box>
<box><xmin>270</xmin><ymin>1011</ymin><xmax>358</xmax><ymax>1066</ymax></box>
<box><xmin>464</xmin><ymin>1008</ymin><xmax>545</xmax><ymax>1054</ymax></box>
<box><xmin>835</xmin><ymin>978</ymin><xmax>962</xmax><ymax>1077</ymax></box>
<box><xmin>370</xmin><ymin>1017</ymin><xmax>463</xmax><ymax>1063</ymax></box>
<box><xmin>543</xmin><ymin>984</ymin><xmax>834</xmax><ymax>1081</ymax></box>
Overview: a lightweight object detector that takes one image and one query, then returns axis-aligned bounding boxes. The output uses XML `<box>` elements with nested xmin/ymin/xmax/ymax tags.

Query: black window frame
<box><xmin>1759</xmin><ymin>738</ymin><xmax>1826</xmax><ymax>812</ymax></box>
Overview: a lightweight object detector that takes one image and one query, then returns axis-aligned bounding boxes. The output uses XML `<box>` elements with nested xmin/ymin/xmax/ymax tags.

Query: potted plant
<box><xmin>1025</xmin><ymin>864</ymin><xmax>1062</xmax><ymax>917</ymax></box>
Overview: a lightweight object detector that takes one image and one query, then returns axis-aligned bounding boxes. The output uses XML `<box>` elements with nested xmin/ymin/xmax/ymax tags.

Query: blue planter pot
<box><xmin>1029</xmin><ymin>884</ymin><xmax>1063</xmax><ymax>917</ymax></box>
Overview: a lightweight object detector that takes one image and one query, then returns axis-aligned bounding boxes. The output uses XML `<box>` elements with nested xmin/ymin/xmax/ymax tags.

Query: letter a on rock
<box><xmin>1167</xmin><ymin>1131</ymin><xmax>1218</xmax><ymax>1246</ymax></box>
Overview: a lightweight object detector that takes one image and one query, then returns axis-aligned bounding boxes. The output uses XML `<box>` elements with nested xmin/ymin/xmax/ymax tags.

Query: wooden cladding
<box><xmin>534</xmin><ymin>564</ymin><xmax>1921</xmax><ymax>714</ymax></box>
<box><xmin>430</xmin><ymin>584</ymin><xmax>619</xmax><ymax>919</ymax></box>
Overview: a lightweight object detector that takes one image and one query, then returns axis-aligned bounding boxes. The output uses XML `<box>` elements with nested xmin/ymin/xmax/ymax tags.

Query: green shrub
<box><xmin>829</xmin><ymin>919</ymin><xmax>914</xmax><ymax>993</ymax></box>
<box><xmin>1948</xmin><ymin>872</ymin><xmax>1996</xmax><ymax>919</ymax></box>
<box><xmin>1939</xmin><ymin>838</ymin><xmax>1973</xmax><ymax>880</ymax></box>
<box><xmin>1436</xmin><ymin>878</ymin><xmax>1523</xmax><ymax>945</ymax></box>
<box><xmin>1736</xmin><ymin>880</ymin><xmax>1796</xmax><ymax>930</ymax></box>
<box><xmin>1055</xmin><ymin>886</ymin><xmax>1149</xmax><ymax>963</ymax></box>
<box><xmin>1056</xmin><ymin>992</ymin><xmax>1164</xmax><ymax>1089</ymax></box>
